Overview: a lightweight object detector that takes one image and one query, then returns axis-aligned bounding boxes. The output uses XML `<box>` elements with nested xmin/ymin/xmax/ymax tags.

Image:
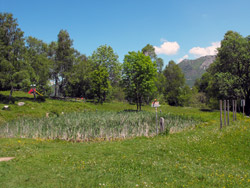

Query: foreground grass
<box><xmin>0</xmin><ymin>119</ymin><xmax>249</xmax><ymax>187</ymax></box>
<box><xmin>1</xmin><ymin>91</ymin><xmax>249</xmax><ymax>187</ymax></box>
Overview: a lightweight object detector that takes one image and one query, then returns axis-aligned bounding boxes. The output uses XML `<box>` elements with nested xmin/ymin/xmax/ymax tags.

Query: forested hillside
<box><xmin>178</xmin><ymin>55</ymin><xmax>216</xmax><ymax>87</ymax></box>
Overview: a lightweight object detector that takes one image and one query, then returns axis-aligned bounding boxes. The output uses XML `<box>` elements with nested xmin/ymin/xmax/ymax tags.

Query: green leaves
<box><xmin>91</xmin><ymin>66</ymin><xmax>110</xmax><ymax>103</ymax></box>
<box><xmin>90</xmin><ymin>45</ymin><xmax>121</xmax><ymax>87</ymax></box>
<box><xmin>163</xmin><ymin>60</ymin><xmax>186</xmax><ymax>106</ymax></box>
<box><xmin>122</xmin><ymin>51</ymin><xmax>157</xmax><ymax>110</ymax></box>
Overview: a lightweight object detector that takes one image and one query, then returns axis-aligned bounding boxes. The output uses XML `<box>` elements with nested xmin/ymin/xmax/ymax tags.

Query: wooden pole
<box><xmin>235</xmin><ymin>100</ymin><xmax>237</xmax><ymax>121</ymax></box>
<box><xmin>155</xmin><ymin>107</ymin><xmax>158</xmax><ymax>135</ymax></box>
<box><xmin>232</xmin><ymin>100</ymin><xmax>235</xmax><ymax>121</ymax></box>
<box><xmin>160</xmin><ymin>117</ymin><xmax>165</xmax><ymax>133</ymax></box>
<box><xmin>227</xmin><ymin>100</ymin><xmax>229</xmax><ymax>126</ymax></box>
<box><xmin>224</xmin><ymin>100</ymin><xmax>227</xmax><ymax>126</ymax></box>
<box><xmin>243</xmin><ymin>100</ymin><xmax>245</xmax><ymax>117</ymax></box>
<box><xmin>220</xmin><ymin>100</ymin><xmax>222</xmax><ymax>129</ymax></box>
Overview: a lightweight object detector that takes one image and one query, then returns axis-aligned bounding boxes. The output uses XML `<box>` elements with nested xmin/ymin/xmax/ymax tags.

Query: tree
<box><xmin>67</xmin><ymin>53</ymin><xmax>93</xmax><ymax>98</ymax></box>
<box><xmin>202</xmin><ymin>31</ymin><xmax>250</xmax><ymax>113</ymax></box>
<box><xmin>163</xmin><ymin>60</ymin><xmax>186</xmax><ymax>106</ymax></box>
<box><xmin>26</xmin><ymin>36</ymin><xmax>51</xmax><ymax>95</ymax></box>
<box><xmin>0</xmin><ymin>13</ymin><xmax>29</xmax><ymax>99</ymax></box>
<box><xmin>142</xmin><ymin>44</ymin><xmax>164</xmax><ymax>73</ymax></box>
<box><xmin>56</xmin><ymin>30</ymin><xmax>74</xmax><ymax>97</ymax></box>
<box><xmin>48</xmin><ymin>41</ymin><xmax>58</xmax><ymax>97</ymax></box>
<box><xmin>91</xmin><ymin>66</ymin><xmax>110</xmax><ymax>103</ymax></box>
<box><xmin>90</xmin><ymin>45</ymin><xmax>121</xmax><ymax>87</ymax></box>
<box><xmin>122</xmin><ymin>51</ymin><xmax>157</xmax><ymax>111</ymax></box>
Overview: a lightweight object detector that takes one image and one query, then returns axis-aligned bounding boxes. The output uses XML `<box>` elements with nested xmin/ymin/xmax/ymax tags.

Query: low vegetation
<box><xmin>0</xmin><ymin>119</ymin><xmax>249</xmax><ymax>187</ymax></box>
<box><xmin>0</xmin><ymin>111</ymin><xmax>201</xmax><ymax>140</ymax></box>
<box><xmin>0</xmin><ymin>91</ymin><xmax>249</xmax><ymax>187</ymax></box>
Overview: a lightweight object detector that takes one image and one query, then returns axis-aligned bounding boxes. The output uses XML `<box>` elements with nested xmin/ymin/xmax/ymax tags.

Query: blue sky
<box><xmin>1</xmin><ymin>0</ymin><xmax>250</xmax><ymax>66</ymax></box>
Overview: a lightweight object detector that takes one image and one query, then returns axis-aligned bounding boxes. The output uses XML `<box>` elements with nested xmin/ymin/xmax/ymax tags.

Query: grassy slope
<box><xmin>0</xmin><ymin>91</ymin><xmax>249</xmax><ymax>187</ymax></box>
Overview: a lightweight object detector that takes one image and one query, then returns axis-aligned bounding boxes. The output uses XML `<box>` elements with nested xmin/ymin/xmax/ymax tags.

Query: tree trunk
<box><xmin>235</xmin><ymin>100</ymin><xmax>237</xmax><ymax>121</ymax></box>
<box><xmin>227</xmin><ymin>100</ymin><xmax>229</xmax><ymax>126</ymax></box>
<box><xmin>232</xmin><ymin>100</ymin><xmax>235</xmax><ymax>121</ymax></box>
<box><xmin>245</xmin><ymin>94</ymin><xmax>250</xmax><ymax>116</ymax></box>
<box><xmin>55</xmin><ymin>77</ymin><xmax>58</xmax><ymax>97</ymax></box>
<box><xmin>33</xmin><ymin>88</ymin><xmax>36</xmax><ymax>101</ymax></box>
<box><xmin>9</xmin><ymin>85</ymin><xmax>13</xmax><ymax>101</ymax></box>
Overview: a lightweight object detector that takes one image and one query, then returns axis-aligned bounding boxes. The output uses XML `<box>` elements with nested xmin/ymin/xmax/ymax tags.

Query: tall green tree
<box><xmin>26</xmin><ymin>36</ymin><xmax>51</xmax><ymax>94</ymax></box>
<box><xmin>163</xmin><ymin>60</ymin><xmax>186</xmax><ymax>106</ymax></box>
<box><xmin>122</xmin><ymin>51</ymin><xmax>157</xmax><ymax>111</ymax></box>
<box><xmin>142</xmin><ymin>44</ymin><xmax>164</xmax><ymax>73</ymax></box>
<box><xmin>0</xmin><ymin>13</ymin><xmax>29</xmax><ymax>99</ymax></box>
<box><xmin>48</xmin><ymin>41</ymin><xmax>58</xmax><ymax>97</ymax></box>
<box><xmin>90</xmin><ymin>45</ymin><xmax>121</xmax><ymax>87</ymax></box>
<box><xmin>202</xmin><ymin>31</ymin><xmax>250</xmax><ymax>113</ymax></box>
<box><xmin>67</xmin><ymin>53</ymin><xmax>93</xmax><ymax>98</ymax></box>
<box><xmin>56</xmin><ymin>29</ymin><xmax>74</xmax><ymax>96</ymax></box>
<box><xmin>91</xmin><ymin>66</ymin><xmax>110</xmax><ymax>103</ymax></box>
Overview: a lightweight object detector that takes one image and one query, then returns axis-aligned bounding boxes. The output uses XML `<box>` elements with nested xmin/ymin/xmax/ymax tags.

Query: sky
<box><xmin>1</xmin><ymin>0</ymin><xmax>250</xmax><ymax>66</ymax></box>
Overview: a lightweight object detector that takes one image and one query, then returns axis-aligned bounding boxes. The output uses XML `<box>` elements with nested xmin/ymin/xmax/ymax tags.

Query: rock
<box><xmin>17</xmin><ymin>102</ymin><xmax>25</xmax><ymax>106</ymax></box>
<box><xmin>0</xmin><ymin>157</ymin><xmax>15</xmax><ymax>162</ymax></box>
<box><xmin>2</xmin><ymin>105</ymin><xmax>9</xmax><ymax>110</ymax></box>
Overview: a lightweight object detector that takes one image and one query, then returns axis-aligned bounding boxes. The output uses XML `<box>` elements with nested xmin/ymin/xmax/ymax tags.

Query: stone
<box><xmin>0</xmin><ymin>157</ymin><xmax>15</xmax><ymax>162</ymax></box>
<box><xmin>2</xmin><ymin>105</ymin><xmax>9</xmax><ymax>110</ymax></box>
<box><xmin>17</xmin><ymin>102</ymin><xmax>25</xmax><ymax>106</ymax></box>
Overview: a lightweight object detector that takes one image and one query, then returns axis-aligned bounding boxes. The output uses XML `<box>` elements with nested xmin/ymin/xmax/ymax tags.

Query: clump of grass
<box><xmin>0</xmin><ymin>111</ymin><xmax>201</xmax><ymax>141</ymax></box>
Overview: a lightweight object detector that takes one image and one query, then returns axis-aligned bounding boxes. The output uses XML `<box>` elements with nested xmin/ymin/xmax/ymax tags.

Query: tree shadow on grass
<box><xmin>199</xmin><ymin>108</ymin><xmax>215</xmax><ymax>112</ymax></box>
<box><xmin>0</xmin><ymin>94</ymin><xmax>46</xmax><ymax>104</ymax></box>
<box><xmin>118</xmin><ymin>109</ymin><xmax>146</xmax><ymax>113</ymax></box>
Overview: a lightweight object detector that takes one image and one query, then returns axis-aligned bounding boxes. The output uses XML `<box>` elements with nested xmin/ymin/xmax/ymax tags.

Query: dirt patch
<box><xmin>0</xmin><ymin>157</ymin><xmax>15</xmax><ymax>162</ymax></box>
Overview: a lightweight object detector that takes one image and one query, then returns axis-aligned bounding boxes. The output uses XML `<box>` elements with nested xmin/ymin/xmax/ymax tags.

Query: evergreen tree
<box><xmin>0</xmin><ymin>13</ymin><xmax>29</xmax><ymax>99</ymax></box>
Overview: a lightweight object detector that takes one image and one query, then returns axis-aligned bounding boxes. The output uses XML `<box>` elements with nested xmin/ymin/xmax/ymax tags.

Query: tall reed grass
<box><xmin>0</xmin><ymin>111</ymin><xmax>202</xmax><ymax>141</ymax></box>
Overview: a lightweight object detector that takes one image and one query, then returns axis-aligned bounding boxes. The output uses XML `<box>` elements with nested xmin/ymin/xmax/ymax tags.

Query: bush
<box><xmin>36</xmin><ymin>95</ymin><xmax>46</xmax><ymax>102</ymax></box>
<box><xmin>0</xmin><ymin>94</ymin><xmax>15</xmax><ymax>104</ymax></box>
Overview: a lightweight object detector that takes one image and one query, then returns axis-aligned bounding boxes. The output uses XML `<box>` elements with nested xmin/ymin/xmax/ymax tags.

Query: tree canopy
<box><xmin>163</xmin><ymin>60</ymin><xmax>186</xmax><ymax>106</ymax></box>
<box><xmin>122</xmin><ymin>51</ymin><xmax>157</xmax><ymax>111</ymax></box>
<box><xmin>0</xmin><ymin>13</ymin><xmax>28</xmax><ymax>98</ymax></box>
<box><xmin>197</xmin><ymin>31</ymin><xmax>250</xmax><ymax>113</ymax></box>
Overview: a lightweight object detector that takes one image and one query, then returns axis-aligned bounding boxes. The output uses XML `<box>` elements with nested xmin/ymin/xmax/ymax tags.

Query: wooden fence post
<box><xmin>160</xmin><ymin>117</ymin><xmax>165</xmax><ymax>133</ymax></box>
<box><xmin>220</xmin><ymin>100</ymin><xmax>222</xmax><ymax>129</ymax></box>
<box><xmin>232</xmin><ymin>100</ymin><xmax>235</xmax><ymax>121</ymax></box>
<box><xmin>235</xmin><ymin>100</ymin><xmax>237</xmax><ymax>121</ymax></box>
<box><xmin>227</xmin><ymin>100</ymin><xmax>229</xmax><ymax>126</ymax></box>
<box><xmin>224</xmin><ymin>100</ymin><xmax>227</xmax><ymax>126</ymax></box>
<box><xmin>155</xmin><ymin>107</ymin><xmax>158</xmax><ymax>135</ymax></box>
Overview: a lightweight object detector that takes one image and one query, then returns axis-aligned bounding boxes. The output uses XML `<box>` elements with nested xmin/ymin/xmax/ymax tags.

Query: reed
<box><xmin>0</xmin><ymin>111</ymin><xmax>201</xmax><ymax>140</ymax></box>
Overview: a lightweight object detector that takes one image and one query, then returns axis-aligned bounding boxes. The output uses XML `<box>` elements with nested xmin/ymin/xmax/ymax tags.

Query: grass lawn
<box><xmin>0</xmin><ymin>91</ymin><xmax>249</xmax><ymax>187</ymax></box>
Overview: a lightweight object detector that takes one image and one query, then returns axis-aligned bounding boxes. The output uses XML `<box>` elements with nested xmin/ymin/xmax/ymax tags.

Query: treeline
<box><xmin>1</xmin><ymin>13</ymin><xmax>249</xmax><ymax>113</ymax></box>
<box><xmin>1</xmin><ymin>13</ymin><xmax>196</xmax><ymax>110</ymax></box>
<box><xmin>195</xmin><ymin>31</ymin><xmax>250</xmax><ymax>115</ymax></box>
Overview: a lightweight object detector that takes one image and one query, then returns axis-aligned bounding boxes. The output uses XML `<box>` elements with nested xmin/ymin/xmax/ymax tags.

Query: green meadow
<box><xmin>0</xmin><ymin>91</ymin><xmax>249</xmax><ymax>187</ymax></box>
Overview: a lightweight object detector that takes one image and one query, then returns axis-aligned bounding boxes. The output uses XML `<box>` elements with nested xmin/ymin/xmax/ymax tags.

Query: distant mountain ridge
<box><xmin>178</xmin><ymin>55</ymin><xmax>216</xmax><ymax>87</ymax></box>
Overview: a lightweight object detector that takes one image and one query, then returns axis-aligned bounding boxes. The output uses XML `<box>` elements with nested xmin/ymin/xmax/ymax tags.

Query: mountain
<box><xmin>178</xmin><ymin>55</ymin><xmax>216</xmax><ymax>87</ymax></box>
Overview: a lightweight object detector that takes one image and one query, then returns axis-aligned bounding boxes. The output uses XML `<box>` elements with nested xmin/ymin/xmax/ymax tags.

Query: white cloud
<box><xmin>189</xmin><ymin>42</ymin><xmax>221</xmax><ymax>58</ymax></box>
<box><xmin>154</xmin><ymin>41</ymin><xmax>180</xmax><ymax>55</ymax></box>
<box><xmin>177</xmin><ymin>54</ymin><xmax>189</xmax><ymax>63</ymax></box>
